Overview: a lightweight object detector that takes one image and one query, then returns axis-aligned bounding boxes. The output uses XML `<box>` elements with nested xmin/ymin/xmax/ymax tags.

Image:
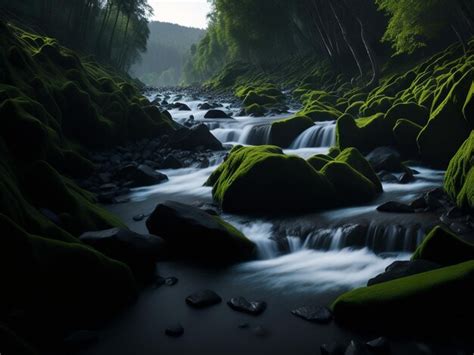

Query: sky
<box><xmin>148</xmin><ymin>0</ymin><xmax>211</xmax><ymax>29</ymax></box>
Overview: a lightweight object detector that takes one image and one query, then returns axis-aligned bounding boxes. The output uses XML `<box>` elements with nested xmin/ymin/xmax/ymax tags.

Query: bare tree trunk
<box><xmin>107</xmin><ymin>3</ymin><xmax>122</xmax><ymax>59</ymax></box>
<box><xmin>96</xmin><ymin>0</ymin><xmax>112</xmax><ymax>55</ymax></box>
<box><xmin>328</xmin><ymin>0</ymin><xmax>363</xmax><ymax>78</ymax></box>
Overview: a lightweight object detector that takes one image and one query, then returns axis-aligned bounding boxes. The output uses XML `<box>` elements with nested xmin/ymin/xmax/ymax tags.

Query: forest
<box><xmin>0</xmin><ymin>0</ymin><xmax>474</xmax><ymax>355</ymax></box>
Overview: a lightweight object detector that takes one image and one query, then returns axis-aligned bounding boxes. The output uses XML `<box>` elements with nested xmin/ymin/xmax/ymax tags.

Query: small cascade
<box><xmin>290</xmin><ymin>122</ymin><xmax>336</xmax><ymax>148</ymax></box>
<box><xmin>238</xmin><ymin>124</ymin><xmax>272</xmax><ymax>145</ymax></box>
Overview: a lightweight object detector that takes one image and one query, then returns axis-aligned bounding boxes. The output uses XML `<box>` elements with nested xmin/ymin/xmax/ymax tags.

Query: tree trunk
<box><xmin>357</xmin><ymin>17</ymin><xmax>379</xmax><ymax>88</ymax></box>
<box><xmin>96</xmin><ymin>0</ymin><xmax>112</xmax><ymax>55</ymax></box>
<box><xmin>107</xmin><ymin>3</ymin><xmax>122</xmax><ymax>59</ymax></box>
<box><xmin>328</xmin><ymin>0</ymin><xmax>363</xmax><ymax>78</ymax></box>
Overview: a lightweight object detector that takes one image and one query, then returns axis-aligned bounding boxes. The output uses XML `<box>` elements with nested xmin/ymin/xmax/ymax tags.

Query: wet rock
<box><xmin>63</xmin><ymin>330</ymin><xmax>99</xmax><ymax>350</ymax></box>
<box><xmin>424</xmin><ymin>188</ymin><xmax>447</xmax><ymax>210</ymax></box>
<box><xmin>410</xmin><ymin>197</ymin><xmax>428</xmax><ymax>210</ymax></box>
<box><xmin>449</xmin><ymin>221</ymin><xmax>472</xmax><ymax>235</ymax></box>
<box><xmin>116</xmin><ymin>164</ymin><xmax>168</xmax><ymax>188</ymax></box>
<box><xmin>399</xmin><ymin>169</ymin><xmax>415</xmax><ymax>184</ymax></box>
<box><xmin>133</xmin><ymin>214</ymin><xmax>146</xmax><ymax>222</ymax></box>
<box><xmin>169</xmin><ymin>125</ymin><xmax>223</xmax><ymax>151</ymax></box>
<box><xmin>378</xmin><ymin>171</ymin><xmax>398</xmax><ymax>183</ymax></box>
<box><xmin>320</xmin><ymin>342</ymin><xmax>345</xmax><ymax>355</ymax></box>
<box><xmin>377</xmin><ymin>201</ymin><xmax>415</xmax><ymax>213</ymax></box>
<box><xmin>204</xmin><ymin>109</ymin><xmax>231</xmax><ymax>119</ymax></box>
<box><xmin>368</xmin><ymin>260</ymin><xmax>441</xmax><ymax>286</ymax></box>
<box><xmin>345</xmin><ymin>340</ymin><xmax>370</xmax><ymax>355</ymax></box>
<box><xmin>145</xmin><ymin>201</ymin><xmax>255</xmax><ymax>262</ymax></box>
<box><xmin>165</xmin><ymin>324</ymin><xmax>184</xmax><ymax>337</ymax></box>
<box><xmin>366</xmin><ymin>147</ymin><xmax>404</xmax><ymax>172</ymax></box>
<box><xmin>198</xmin><ymin>102</ymin><xmax>212</xmax><ymax>110</ymax></box>
<box><xmin>366</xmin><ymin>336</ymin><xmax>390</xmax><ymax>353</ymax></box>
<box><xmin>176</xmin><ymin>103</ymin><xmax>191</xmax><ymax>111</ymax></box>
<box><xmin>154</xmin><ymin>276</ymin><xmax>178</xmax><ymax>287</ymax></box>
<box><xmin>291</xmin><ymin>306</ymin><xmax>332</xmax><ymax>324</ymax></box>
<box><xmin>227</xmin><ymin>297</ymin><xmax>267</xmax><ymax>315</ymax></box>
<box><xmin>80</xmin><ymin>228</ymin><xmax>165</xmax><ymax>280</ymax></box>
<box><xmin>161</xmin><ymin>155</ymin><xmax>183</xmax><ymax>169</ymax></box>
<box><xmin>185</xmin><ymin>289</ymin><xmax>222</xmax><ymax>308</ymax></box>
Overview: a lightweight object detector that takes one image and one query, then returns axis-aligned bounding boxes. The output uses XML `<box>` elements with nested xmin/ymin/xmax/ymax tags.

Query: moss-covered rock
<box><xmin>245</xmin><ymin>103</ymin><xmax>266</xmax><ymax>117</ymax></box>
<box><xmin>332</xmin><ymin>260</ymin><xmax>474</xmax><ymax>333</ymax></box>
<box><xmin>417</xmin><ymin>69</ymin><xmax>473</xmax><ymax>167</ymax></box>
<box><xmin>0</xmin><ymin>214</ymin><xmax>137</xmax><ymax>327</ymax></box>
<box><xmin>205</xmin><ymin>145</ymin><xmax>337</xmax><ymax>214</ymax></box>
<box><xmin>307</xmin><ymin>154</ymin><xmax>333</xmax><ymax>171</ymax></box>
<box><xmin>393</xmin><ymin>119</ymin><xmax>423</xmax><ymax>155</ymax></box>
<box><xmin>269</xmin><ymin>115</ymin><xmax>314</xmax><ymax>148</ymax></box>
<box><xmin>412</xmin><ymin>226</ymin><xmax>474</xmax><ymax>266</ymax></box>
<box><xmin>335</xmin><ymin>148</ymin><xmax>382</xmax><ymax>193</ymax></box>
<box><xmin>320</xmin><ymin>161</ymin><xmax>377</xmax><ymax>204</ymax></box>
<box><xmin>444</xmin><ymin>131</ymin><xmax>474</xmax><ymax>210</ymax></box>
<box><xmin>385</xmin><ymin>102</ymin><xmax>429</xmax><ymax>126</ymax></box>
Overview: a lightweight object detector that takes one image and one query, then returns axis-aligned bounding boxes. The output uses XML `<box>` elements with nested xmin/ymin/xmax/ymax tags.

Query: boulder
<box><xmin>307</xmin><ymin>154</ymin><xmax>333</xmax><ymax>171</ymax></box>
<box><xmin>376</xmin><ymin>201</ymin><xmax>415</xmax><ymax>213</ymax></box>
<box><xmin>291</xmin><ymin>306</ymin><xmax>333</xmax><ymax>324</ymax></box>
<box><xmin>269</xmin><ymin>115</ymin><xmax>314</xmax><ymax>148</ymax></box>
<box><xmin>130</xmin><ymin>165</ymin><xmax>168</xmax><ymax>188</ymax></box>
<box><xmin>366</xmin><ymin>147</ymin><xmax>404</xmax><ymax>172</ymax></box>
<box><xmin>444</xmin><ymin>131</ymin><xmax>474</xmax><ymax>210</ymax></box>
<box><xmin>204</xmin><ymin>109</ymin><xmax>230</xmax><ymax>119</ymax></box>
<box><xmin>198</xmin><ymin>102</ymin><xmax>212</xmax><ymax>110</ymax></box>
<box><xmin>169</xmin><ymin>125</ymin><xmax>223</xmax><ymax>151</ymax></box>
<box><xmin>332</xmin><ymin>260</ymin><xmax>474</xmax><ymax>333</ymax></box>
<box><xmin>245</xmin><ymin>103</ymin><xmax>266</xmax><ymax>117</ymax></box>
<box><xmin>411</xmin><ymin>226</ymin><xmax>474</xmax><ymax>266</ymax></box>
<box><xmin>161</xmin><ymin>155</ymin><xmax>183</xmax><ymax>169</ymax></box>
<box><xmin>79</xmin><ymin>228</ymin><xmax>166</xmax><ymax>281</ymax></box>
<box><xmin>205</xmin><ymin>145</ymin><xmax>337</xmax><ymax>214</ymax></box>
<box><xmin>367</xmin><ymin>260</ymin><xmax>441</xmax><ymax>286</ymax></box>
<box><xmin>320</xmin><ymin>161</ymin><xmax>377</xmax><ymax>204</ymax></box>
<box><xmin>385</xmin><ymin>102</ymin><xmax>429</xmax><ymax>126</ymax></box>
<box><xmin>145</xmin><ymin>201</ymin><xmax>255</xmax><ymax>262</ymax></box>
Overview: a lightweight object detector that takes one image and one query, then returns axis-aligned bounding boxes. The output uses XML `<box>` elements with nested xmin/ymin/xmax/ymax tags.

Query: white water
<box><xmin>137</xmin><ymin>92</ymin><xmax>445</xmax><ymax>291</ymax></box>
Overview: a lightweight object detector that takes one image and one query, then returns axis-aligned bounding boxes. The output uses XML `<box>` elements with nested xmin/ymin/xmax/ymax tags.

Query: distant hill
<box><xmin>131</xmin><ymin>21</ymin><xmax>205</xmax><ymax>87</ymax></box>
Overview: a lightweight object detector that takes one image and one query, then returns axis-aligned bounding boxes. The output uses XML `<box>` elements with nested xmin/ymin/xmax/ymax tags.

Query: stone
<box><xmin>165</xmin><ymin>324</ymin><xmax>184</xmax><ymax>337</ymax></box>
<box><xmin>291</xmin><ymin>306</ymin><xmax>332</xmax><ymax>324</ymax></box>
<box><xmin>162</xmin><ymin>155</ymin><xmax>183</xmax><ymax>169</ymax></box>
<box><xmin>366</xmin><ymin>147</ymin><xmax>404</xmax><ymax>172</ymax></box>
<box><xmin>368</xmin><ymin>260</ymin><xmax>441</xmax><ymax>286</ymax></box>
<box><xmin>169</xmin><ymin>125</ymin><xmax>223</xmax><ymax>151</ymax></box>
<box><xmin>185</xmin><ymin>289</ymin><xmax>222</xmax><ymax>308</ymax></box>
<box><xmin>377</xmin><ymin>201</ymin><xmax>415</xmax><ymax>213</ymax></box>
<box><xmin>132</xmin><ymin>214</ymin><xmax>146</xmax><ymax>222</ymax></box>
<box><xmin>204</xmin><ymin>109</ymin><xmax>231</xmax><ymax>119</ymax></box>
<box><xmin>227</xmin><ymin>297</ymin><xmax>267</xmax><ymax>315</ymax></box>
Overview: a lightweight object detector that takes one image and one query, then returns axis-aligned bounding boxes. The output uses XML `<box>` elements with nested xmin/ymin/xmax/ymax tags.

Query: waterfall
<box><xmin>290</xmin><ymin>122</ymin><xmax>336</xmax><ymax>148</ymax></box>
<box><xmin>238</xmin><ymin>124</ymin><xmax>272</xmax><ymax>145</ymax></box>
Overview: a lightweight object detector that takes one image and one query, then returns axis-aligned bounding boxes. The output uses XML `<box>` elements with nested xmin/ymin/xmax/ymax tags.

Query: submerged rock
<box><xmin>186</xmin><ymin>289</ymin><xmax>222</xmax><ymax>308</ymax></box>
<box><xmin>368</xmin><ymin>260</ymin><xmax>441</xmax><ymax>286</ymax></box>
<box><xmin>377</xmin><ymin>201</ymin><xmax>415</xmax><ymax>213</ymax></box>
<box><xmin>227</xmin><ymin>297</ymin><xmax>267</xmax><ymax>315</ymax></box>
<box><xmin>291</xmin><ymin>306</ymin><xmax>333</xmax><ymax>323</ymax></box>
<box><xmin>145</xmin><ymin>201</ymin><xmax>255</xmax><ymax>262</ymax></box>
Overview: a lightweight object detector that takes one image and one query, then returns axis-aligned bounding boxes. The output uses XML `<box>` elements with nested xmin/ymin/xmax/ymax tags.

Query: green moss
<box><xmin>307</xmin><ymin>154</ymin><xmax>333</xmax><ymax>171</ymax></box>
<box><xmin>393</xmin><ymin>119</ymin><xmax>422</xmax><ymax>155</ymax></box>
<box><xmin>270</xmin><ymin>115</ymin><xmax>314</xmax><ymax>148</ymax></box>
<box><xmin>320</xmin><ymin>161</ymin><xmax>377</xmax><ymax>204</ymax></box>
<box><xmin>332</xmin><ymin>260</ymin><xmax>474</xmax><ymax>333</ymax></box>
<box><xmin>335</xmin><ymin>148</ymin><xmax>382</xmax><ymax>193</ymax></box>
<box><xmin>417</xmin><ymin>69</ymin><xmax>473</xmax><ymax>167</ymax></box>
<box><xmin>444</xmin><ymin>131</ymin><xmax>474</xmax><ymax>209</ymax></box>
<box><xmin>0</xmin><ymin>213</ymin><xmax>137</xmax><ymax>326</ymax></box>
<box><xmin>205</xmin><ymin>145</ymin><xmax>337</xmax><ymax>214</ymax></box>
<box><xmin>302</xmin><ymin>108</ymin><xmax>340</xmax><ymax>122</ymax></box>
<box><xmin>385</xmin><ymin>102</ymin><xmax>429</xmax><ymax>126</ymax></box>
<box><xmin>243</xmin><ymin>91</ymin><xmax>278</xmax><ymax>107</ymax></box>
<box><xmin>412</xmin><ymin>226</ymin><xmax>474</xmax><ymax>266</ymax></box>
<box><xmin>463</xmin><ymin>82</ymin><xmax>474</xmax><ymax>127</ymax></box>
<box><xmin>345</xmin><ymin>100</ymin><xmax>364</xmax><ymax>116</ymax></box>
<box><xmin>328</xmin><ymin>146</ymin><xmax>341</xmax><ymax>158</ymax></box>
<box><xmin>245</xmin><ymin>103</ymin><xmax>266</xmax><ymax>117</ymax></box>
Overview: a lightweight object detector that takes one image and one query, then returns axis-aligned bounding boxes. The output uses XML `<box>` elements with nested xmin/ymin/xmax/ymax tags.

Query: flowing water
<box><xmin>128</xmin><ymin>92</ymin><xmax>445</xmax><ymax>293</ymax></box>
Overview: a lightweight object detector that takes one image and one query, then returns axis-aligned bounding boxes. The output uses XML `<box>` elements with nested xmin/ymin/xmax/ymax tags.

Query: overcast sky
<box><xmin>148</xmin><ymin>0</ymin><xmax>211</xmax><ymax>29</ymax></box>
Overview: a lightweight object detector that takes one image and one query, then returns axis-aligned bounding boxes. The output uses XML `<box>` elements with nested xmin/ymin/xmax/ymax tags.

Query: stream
<box><xmin>82</xmin><ymin>91</ymin><xmax>448</xmax><ymax>355</ymax></box>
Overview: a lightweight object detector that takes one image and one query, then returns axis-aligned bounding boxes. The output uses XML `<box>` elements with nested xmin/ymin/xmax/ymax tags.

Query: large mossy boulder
<box><xmin>145</xmin><ymin>201</ymin><xmax>255</xmax><ymax>263</ymax></box>
<box><xmin>412</xmin><ymin>226</ymin><xmax>474</xmax><ymax>266</ymax></box>
<box><xmin>332</xmin><ymin>260</ymin><xmax>474</xmax><ymax>333</ymax></box>
<box><xmin>444</xmin><ymin>131</ymin><xmax>474</xmax><ymax>210</ymax></box>
<box><xmin>417</xmin><ymin>69</ymin><xmax>473</xmax><ymax>167</ymax></box>
<box><xmin>334</xmin><ymin>147</ymin><xmax>382</xmax><ymax>193</ymax></box>
<box><xmin>385</xmin><ymin>102</ymin><xmax>429</xmax><ymax>126</ymax></box>
<box><xmin>205</xmin><ymin>145</ymin><xmax>337</xmax><ymax>214</ymax></box>
<box><xmin>269</xmin><ymin>115</ymin><xmax>314</xmax><ymax>148</ymax></box>
<box><xmin>0</xmin><ymin>214</ymin><xmax>137</xmax><ymax>327</ymax></box>
<box><xmin>307</xmin><ymin>154</ymin><xmax>333</xmax><ymax>171</ymax></box>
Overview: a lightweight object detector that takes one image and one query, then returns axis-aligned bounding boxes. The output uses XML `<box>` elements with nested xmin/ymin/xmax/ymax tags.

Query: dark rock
<box><xmin>366</xmin><ymin>337</ymin><xmax>390</xmax><ymax>353</ymax></box>
<box><xmin>63</xmin><ymin>330</ymin><xmax>99</xmax><ymax>350</ymax></box>
<box><xmin>368</xmin><ymin>260</ymin><xmax>441</xmax><ymax>286</ymax></box>
<box><xmin>165</xmin><ymin>324</ymin><xmax>184</xmax><ymax>337</ymax></box>
<box><xmin>320</xmin><ymin>342</ymin><xmax>345</xmax><ymax>355</ymax></box>
<box><xmin>227</xmin><ymin>297</ymin><xmax>267</xmax><ymax>315</ymax></box>
<box><xmin>131</xmin><ymin>165</ymin><xmax>168</xmax><ymax>188</ymax></box>
<box><xmin>446</xmin><ymin>206</ymin><xmax>465</xmax><ymax>219</ymax></box>
<box><xmin>377</xmin><ymin>201</ymin><xmax>415</xmax><ymax>213</ymax></box>
<box><xmin>185</xmin><ymin>289</ymin><xmax>222</xmax><ymax>308</ymax></box>
<box><xmin>366</xmin><ymin>147</ymin><xmax>404</xmax><ymax>172</ymax></box>
<box><xmin>199</xmin><ymin>102</ymin><xmax>212</xmax><ymax>110</ymax></box>
<box><xmin>291</xmin><ymin>306</ymin><xmax>332</xmax><ymax>324</ymax></box>
<box><xmin>145</xmin><ymin>201</ymin><xmax>255</xmax><ymax>262</ymax></box>
<box><xmin>161</xmin><ymin>155</ymin><xmax>183</xmax><ymax>169</ymax></box>
<box><xmin>378</xmin><ymin>171</ymin><xmax>399</xmax><ymax>183</ymax></box>
<box><xmin>204</xmin><ymin>109</ymin><xmax>231</xmax><ymax>119</ymax></box>
<box><xmin>133</xmin><ymin>214</ymin><xmax>146</xmax><ymax>222</ymax></box>
<box><xmin>99</xmin><ymin>183</ymin><xmax>118</xmax><ymax>191</ymax></box>
<box><xmin>345</xmin><ymin>340</ymin><xmax>370</xmax><ymax>355</ymax></box>
<box><xmin>177</xmin><ymin>103</ymin><xmax>191</xmax><ymax>111</ymax></box>
<box><xmin>80</xmin><ymin>228</ymin><xmax>165</xmax><ymax>280</ymax></box>
<box><xmin>399</xmin><ymin>170</ymin><xmax>415</xmax><ymax>184</ymax></box>
<box><xmin>165</xmin><ymin>276</ymin><xmax>178</xmax><ymax>286</ymax></box>
<box><xmin>449</xmin><ymin>222</ymin><xmax>472</xmax><ymax>235</ymax></box>
<box><xmin>169</xmin><ymin>125</ymin><xmax>223</xmax><ymax>151</ymax></box>
<box><xmin>410</xmin><ymin>197</ymin><xmax>428</xmax><ymax>210</ymax></box>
